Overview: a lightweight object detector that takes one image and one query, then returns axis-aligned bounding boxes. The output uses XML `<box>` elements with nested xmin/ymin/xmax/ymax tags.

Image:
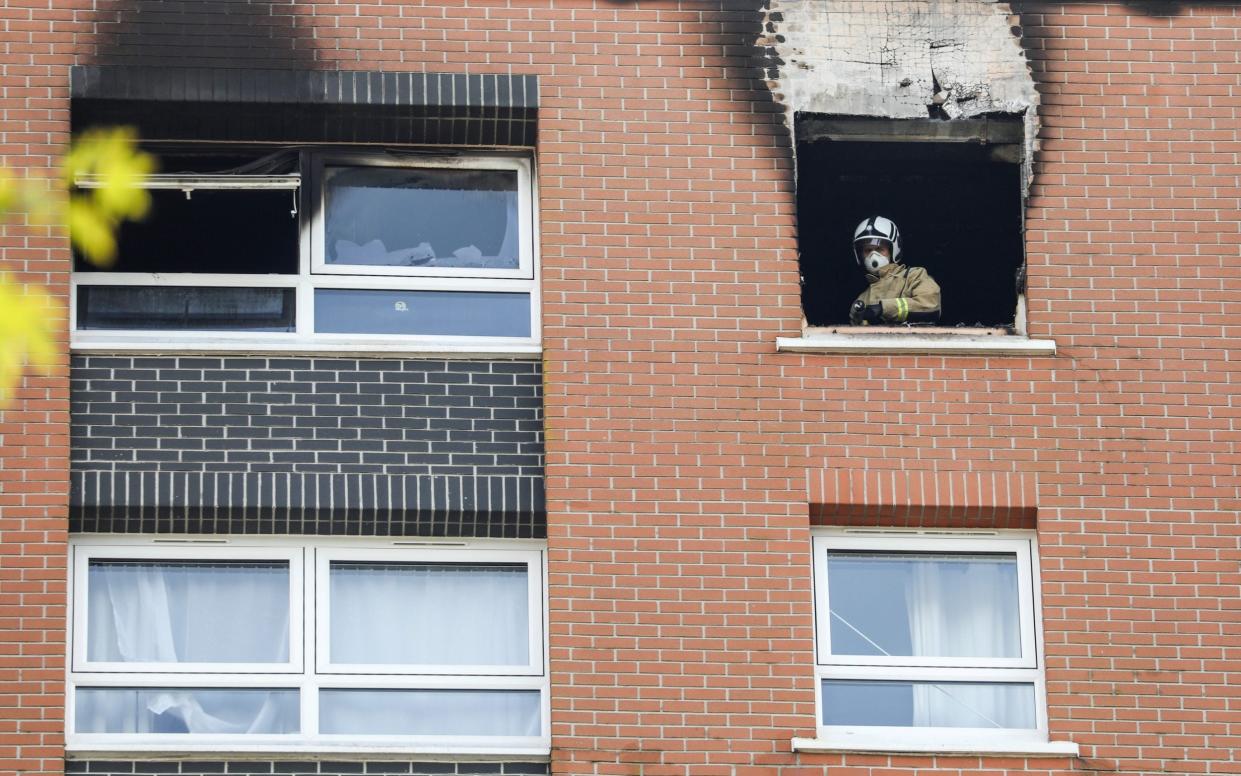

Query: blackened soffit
<box><xmin>70</xmin><ymin>66</ymin><xmax>539</xmax><ymax>147</ymax></box>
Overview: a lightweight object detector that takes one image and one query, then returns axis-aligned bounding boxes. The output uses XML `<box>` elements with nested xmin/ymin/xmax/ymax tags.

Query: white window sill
<box><xmin>778</xmin><ymin>326</ymin><xmax>1055</xmax><ymax>356</ymax></box>
<box><xmin>67</xmin><ymin>744</ymin><xmax>552</xmax><ymax>758</ymax></box>
<box><xmin>70</xmin><ymin>333</ymin><xmax>542</xmax><ymax>359</ymax></box>
<box><xmin>792</xmin><ymin>736</ymin><xmax>1079</xmax><ymax>757</ymax></box>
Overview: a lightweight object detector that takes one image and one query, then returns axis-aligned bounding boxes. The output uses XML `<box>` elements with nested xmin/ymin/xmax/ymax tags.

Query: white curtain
<box><xmin>85</xmin><ymin>560</ymin><xmax>292</xmax><ymax>734</ymax></box>
<box><xmin>909</xmin><ymin>681</ymin><xmax>1034</xmax><ymax>729</ymax></box>
<box><xmin>76</xmin><ymin>688</ymin><xmax>298</xmax><ymax>735</ymax></box>
<box><xmin>88</xmin><ymin>560</ymin><xmax>290</xmax><ymax>663</ymax></box>
<box><xmin>905</xmin><ymin>554</ymin><xmax>1020</xmax><ymax>660</ymax></box>
<box><xmin>906</xmin><ymin>555</ymin><xmax>1032</xmax><ymax>728</ymax></box>
<box><xmin>329</xmin><ymin>563</ymin><xmax>529</xmax><ymax>666</ymax></box>
<box><xmin>496</xmin><ymin>193</ymin><xmax>520</xmax><ymax>264</ymax></box>
<box><xmin>319</xmin><ymin>689</ymin><xmax>541</xmax><ymax>737</ymax></box>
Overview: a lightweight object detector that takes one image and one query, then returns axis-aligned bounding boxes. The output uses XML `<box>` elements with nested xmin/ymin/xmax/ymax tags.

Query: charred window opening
<box><xmin>71</xmin><ymin>145</ymin><xmax>540</xmax><ymax>345</ymax></box>
<box><xmin>796</xmin><ymin>115</ymin><xmax>1026</xmax><ymax>330</ymax></box>
<box><xmin>73</xmin><ymin>149</ymin><xmax>301</xmax><ymax>276</ymax></box>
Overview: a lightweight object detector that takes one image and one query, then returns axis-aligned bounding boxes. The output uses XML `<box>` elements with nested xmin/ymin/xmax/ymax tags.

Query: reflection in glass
<box><xmin>329</xmin><ymin>562</ymin><xmax>529</xmax><ymax>666</ymax></box>
<box><xmin>822</xmin><ymin>680</ymin><xmax>1036</xmax><ymax>729</ymax></box>
<box><xmin>314</xmin><ymin>289</ymin><xmax>530</xmax><ymax>337</ymax></box>
<box><xmin>77</xmin><ymin>287</ymin><xmax>295</xmax><ymax>332</ymax></box>
<box><xmin>326</xmin><ymin>167</ymin><xmax>520</xmax><ymax>270</ymax></box>
<box><xmin>87</xmin><ymin>560</ymin><xmax>291</xmax><ymax>664</ymax></box>
<box><xmin>76</xmin><ymin>688</ymin><xmax>298</xmax><ymax>734</ymax></box>
<box><xmin>826</xmin><ymin>551</ymin><xmax>1021</xmax><ymax>658</ymax></box>
<box><xmin>319</xmin><ymin>689</ymin><xmax>540</xmax><ymax>736</ymax></box>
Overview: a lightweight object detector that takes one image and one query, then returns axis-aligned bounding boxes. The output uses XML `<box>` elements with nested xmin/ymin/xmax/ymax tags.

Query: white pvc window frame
<box><xmin>810</xmin><ymin>530</ymin><xmax>1050</xmax><ymax>752</ymax></box>
<box><xmin>67</xmin><ymin>536</ymin><xmax>550</xmax><ymax>755</ymax></box>
<box><xmin>70</xmin><ymin>150</ymin><xmax>542</xmax><ymax>357</ymax></box>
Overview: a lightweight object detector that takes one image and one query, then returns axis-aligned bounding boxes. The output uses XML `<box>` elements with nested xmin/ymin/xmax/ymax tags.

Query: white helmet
<box><xmin>853</xmin><ymin>215</ymin><xmax>902</xmax><ymax>272</ymax></box>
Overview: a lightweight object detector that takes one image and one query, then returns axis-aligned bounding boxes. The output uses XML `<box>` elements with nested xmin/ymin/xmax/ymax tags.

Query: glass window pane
<box><xmin>329</xmin><ymin>562</ymin><xmax>529</xmax><ymax>666</ymax></box>
<box><xmin>76</xmin><ymin>688</ymin><xmax>298</xmax><ymax>734</ymax></box>
<box><xmin>77</xmin><ymin>287</ymin><xmax>295</xmax><ymax>332</ymax></box>
<box><xmin>319</xmin><ymin>689</ymin><xmax>540</xmax><ymax>736</ymax></box>
<box><xmin>87</xmin><ymin>560</ymin><xmax>290</xmax><ymax>664</ymax></box>
<box><xmin>822</xmin><ymin>680</ymin><xmax>1036</xmax><ymax>729</ymax></box>
<box><xmin>314</xmin><ymin>289</ymin><xmax>530</xmax><ymax>337</ymax></box>
<box><xmin>325</xmin><ymin>167</ymin><xmax>521</xmax><ymax>271</ymax></box>
<box><xmin>826</xmin><ymin>551</ymin><xmax>1021</xmax><ymax>659</ymax></box>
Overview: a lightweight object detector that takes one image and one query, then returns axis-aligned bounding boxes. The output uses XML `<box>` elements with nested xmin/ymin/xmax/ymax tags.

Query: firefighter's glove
<box><xmin>850</xmin><ymin>300</ymin><xmax>883</xmax><ymax>324</ymax></box>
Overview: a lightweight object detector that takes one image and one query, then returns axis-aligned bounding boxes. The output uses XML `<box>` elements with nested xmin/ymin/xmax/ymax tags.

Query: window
<box><xmin>810</xmin><ymin>531</ymin><xmax>1049</xmax><ymax>751</ymax></box>
<box><xmin>68</xmin><ymin>538</ymin><xmax>548</xmax><ymax>754</ymax></box>
<box><xmin>71</xmin><ymin>148</ymin><xmax>539</xmax><ymax>353</ymax></box>
<box><xmin>796</xmin><ymin>115</ymin><xmax>1027</xmax><ymax>332</ymax></box>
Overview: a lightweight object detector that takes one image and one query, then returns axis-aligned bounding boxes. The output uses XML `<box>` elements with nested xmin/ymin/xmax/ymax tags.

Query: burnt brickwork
<box><xmin>72</xmin><ymin>67</ymin><xmax>539</xmax><ymax>146</ymax></box>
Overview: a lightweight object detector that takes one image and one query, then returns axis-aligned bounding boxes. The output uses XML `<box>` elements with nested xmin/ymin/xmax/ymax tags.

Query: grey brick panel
<box><xmin>70</xmin><ymin>356</ymin><xmax>545</xmax><ymax>538</ymax></box>
<box><xmin>70</xmin><ymin>470</ymin><xmax>545</xmax><ymax>538</ymax></box>
<box><xmin>72</xmin><ymin>356</ymin><xmax>542</xmax><ymax>476</ymax></box>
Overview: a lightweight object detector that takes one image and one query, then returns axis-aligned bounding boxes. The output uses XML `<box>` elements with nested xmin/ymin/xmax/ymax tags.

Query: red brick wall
<box><xmin>1</xmin><ymin>1</ymin><xmax>1237</xmax><ymax>775</ymax></box>
<box><xmin>0</xmin><ymin>0</ymin><xmax>78</xmax><ymax>772</ymax></box>
<box><xmin>545</xmin><ymin>3</ymin><xmax>1240</xmax><ymax>775</ymax></box>
<box><xmin>536</xmin><ymin>0</ymin><xmax>809</xmax><ymax>770</ymax></box>
<box><xmin>1016</xmin><ymin>5</ymin><xmax>1240</xmax><ymax>774</ymax></box>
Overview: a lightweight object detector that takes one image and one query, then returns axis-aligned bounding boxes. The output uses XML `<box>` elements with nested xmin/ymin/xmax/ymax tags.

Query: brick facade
<box><xmin>0</xmin><ymin>2</ymin><xmax>1238</xmax><ymax>776</ymax></box>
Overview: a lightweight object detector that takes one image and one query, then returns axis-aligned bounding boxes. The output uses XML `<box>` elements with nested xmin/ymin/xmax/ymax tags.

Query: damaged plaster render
<box><xmin>760</xmin><ymin>0</ymin><xmax>1040</xmax><ymax>144</ymax></box>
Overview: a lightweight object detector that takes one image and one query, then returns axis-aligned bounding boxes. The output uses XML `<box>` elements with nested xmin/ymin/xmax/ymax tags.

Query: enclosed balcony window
<box><xmin>68</xmin><ymin>540</ymin><xmax>548</xmax><ymax>753</ymax></box>
<box><xmin>72</xmin><ymin>148</ymin><xmax>539</xmax><ymax>353</ymax></box>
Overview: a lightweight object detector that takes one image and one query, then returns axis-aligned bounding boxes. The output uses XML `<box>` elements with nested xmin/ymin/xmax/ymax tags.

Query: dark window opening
<box><xmin>73</xmin><ymin>149</ymin><xmax>300</xmax><ymax>275</ymax></box>
<box><xmin>77</xmin><ymin>287</ymin><xmax>295</xmax><ymax>332</ymax></box>
<box><xmin>796</xmin><ymin>116</ymin><xmax>1025</xmax><ymax>329</ymax></box>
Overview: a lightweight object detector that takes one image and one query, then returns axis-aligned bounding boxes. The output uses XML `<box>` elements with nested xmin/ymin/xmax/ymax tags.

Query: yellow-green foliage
<box><xmin>0</xmin><ymin>128</ymin><xmax>154</xmax><ymax>404</ymax></box>
<box><xmin>0</xmin><ymin>279</ymin><xmax>59</xmax><ymax>402</ymax></box>
<box><xmin>66</xmin><ymin>128</ymin><xmax>156</xmax><ymax>266</ymax></box>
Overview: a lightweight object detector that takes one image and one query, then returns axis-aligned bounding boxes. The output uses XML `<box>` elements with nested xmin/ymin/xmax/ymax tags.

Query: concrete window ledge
<box><xmin>777</xmin><ymin>327</ymin><xmax>1056</xmax><ymax>356</ymax></box>
<box><xmin>791</xmin><ymin>737</ymin><xmax>1080</xmax><ymax>757</ymax></box>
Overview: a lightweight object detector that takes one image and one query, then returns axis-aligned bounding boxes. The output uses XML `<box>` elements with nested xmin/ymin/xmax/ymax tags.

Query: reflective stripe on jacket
<box><xmin>853</xmin><ymin>264</ymin><xmax>941</xmax><ymax>324</ymax></box>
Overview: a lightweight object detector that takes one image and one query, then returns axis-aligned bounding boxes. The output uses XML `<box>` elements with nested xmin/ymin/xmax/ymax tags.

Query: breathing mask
<box><xmin>862</xmin><ymin>249</ymin><xmax>890</xmax><ymax>273</ymax></box>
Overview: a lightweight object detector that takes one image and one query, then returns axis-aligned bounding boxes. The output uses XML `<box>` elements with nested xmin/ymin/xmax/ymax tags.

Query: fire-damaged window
<box><xmin>71</xmin><ymin>146</ymin><xmax>539</xmax><ymax>351</ymax></box>
<box><xmin>795</xmin><ymin>115</ymin><xmax>1027</xmax><ymax>331</ymax></box>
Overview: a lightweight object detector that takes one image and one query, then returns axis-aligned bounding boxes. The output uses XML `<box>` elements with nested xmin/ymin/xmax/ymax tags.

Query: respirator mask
<box><xmin>856</xmin><ymin>239</ymin><xmax>892</xmax><ymax>273</ymax></box>
<box><xmin>862</xmin><ymin>250</ymin><xmax>890</xmax><ymax>272</ymax></box>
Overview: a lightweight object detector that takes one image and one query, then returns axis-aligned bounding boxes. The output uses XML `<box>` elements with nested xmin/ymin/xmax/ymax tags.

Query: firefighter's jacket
<box><xmin>852</xmin><ymin>263</ymin><xmax>941</xmax><ymax>324</ymax></box>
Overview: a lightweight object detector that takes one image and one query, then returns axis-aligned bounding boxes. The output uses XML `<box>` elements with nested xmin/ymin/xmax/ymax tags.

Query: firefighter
<box><xmin>848</xmin><ymin>215</ymin><xmax>942</xmax><ymax>325</ymax></box>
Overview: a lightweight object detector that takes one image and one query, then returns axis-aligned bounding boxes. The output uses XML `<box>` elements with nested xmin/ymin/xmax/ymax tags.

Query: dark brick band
<box><xmin>70</xmin><ymin>470</ymin><xmax>545</xmax><ymax>538</ymax></box>
<box><xmin>70</xmin><ymin>66</ymin><xmax>538</xmax><ymax>146</ymax></box>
